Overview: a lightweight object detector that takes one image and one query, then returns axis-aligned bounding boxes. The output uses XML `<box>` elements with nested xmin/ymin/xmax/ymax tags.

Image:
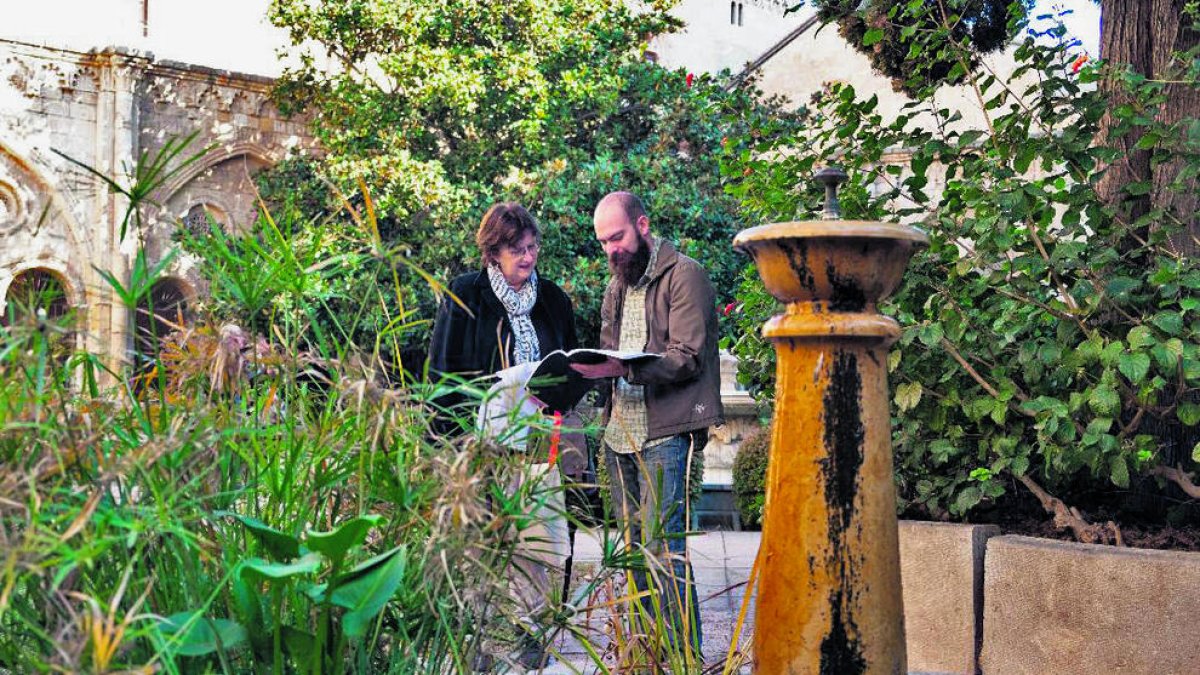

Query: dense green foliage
<box><xmin>731</xmin><ymin>425</ymin><xmax>772</xmax><ymax>529</ymax></box>
<box><xmin>0</xmin><ymin>138</ymin><xmax>726</xmax><ymax>670</ymax></box>
<box><xmin>262</xmin><ymin>0</ymin><xmax>797</xmax><ymax>352</ymax></box>
<box><xmin>723</xmin><ymin>9</ymin><xmax>1200</xmax><ymax>531</ymax></box>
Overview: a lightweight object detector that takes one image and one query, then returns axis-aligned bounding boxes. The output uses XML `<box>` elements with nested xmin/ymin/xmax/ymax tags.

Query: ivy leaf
<box><xmin>863</xmin><ymin>28</ymin><xmax>885</xmax><ymax>46</ymax></box>
<box><xmin>1109</xmin><ymin>455</ymin><xmax>1130</xmax><ymax>489</ymax></box>
<box><xmin>1178</xmin><ymin>403</ymin><xmax>1200</xmax><ymax>427</ymax></box>
<box><xmin>1117</xmin><ymin>353</ymin><xmax>1151</xmax><ymax>384</ymax></box>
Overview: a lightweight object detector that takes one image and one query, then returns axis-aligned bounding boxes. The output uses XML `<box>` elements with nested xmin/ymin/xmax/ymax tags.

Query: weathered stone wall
<box><xmin>900</xmin><ymin>521</ymin><xmax>999</xmax><ymax>675</ymax></box>
<box><xmin>980</xmin><ymin>535</ymin><xmax>1200</xmax><ymax>674</ymax></box>
<box><xmin>0</xmin><ymin>39</ymin><xmax>316</xmax><ymax>373</ymax></box>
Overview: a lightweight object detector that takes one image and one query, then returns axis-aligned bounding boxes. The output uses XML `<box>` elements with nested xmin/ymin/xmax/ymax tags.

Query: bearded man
<box><xmin>572</xmin><ymin>191</ymin><xmax>723</xmax><ymax>660</ymax></box>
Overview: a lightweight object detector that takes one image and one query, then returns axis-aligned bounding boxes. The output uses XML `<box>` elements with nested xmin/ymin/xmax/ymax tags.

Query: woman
<box><xmin>428</xmin><ymin>202</ymin><xmax>578</xmax><ymax>670</ymax></box>
<box><xmin>429</xmin><ymin>202</ymin><xmax>577</xmax><ymax>392</ymax></box>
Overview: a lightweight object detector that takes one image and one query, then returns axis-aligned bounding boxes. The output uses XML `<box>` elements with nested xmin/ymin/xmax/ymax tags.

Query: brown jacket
<box><xmin>599</xmin><ymin>240</ymin><xmax>724</xmax><ymax>439</ymax></box>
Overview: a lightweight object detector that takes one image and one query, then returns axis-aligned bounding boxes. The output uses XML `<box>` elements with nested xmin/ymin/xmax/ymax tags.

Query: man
<box><xmin>572</xmin><ymin>191</ymin><xmax>723</xmax><ymax>659</ymax></box>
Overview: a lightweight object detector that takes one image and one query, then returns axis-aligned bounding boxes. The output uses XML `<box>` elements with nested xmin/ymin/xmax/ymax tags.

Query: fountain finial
<box><xmin>814</xmin><ymin>166</ymin><xmax>848</xmax><ymax>220</ymax></box>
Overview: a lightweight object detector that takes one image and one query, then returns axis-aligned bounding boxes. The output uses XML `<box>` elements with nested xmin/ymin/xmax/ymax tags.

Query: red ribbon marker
<box><xmin>548</xmin><ymin>411</ymin><xmax>562</xmax><ymax>466</ymax></box>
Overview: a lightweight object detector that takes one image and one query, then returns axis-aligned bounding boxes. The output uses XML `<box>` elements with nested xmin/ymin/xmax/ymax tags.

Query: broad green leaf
<box><xmin>1117</xmin><ymin>353</ymin><xmax>1151</xmax><ymax>384</ymax></box>
<box><xmin>953</xmin><ymin>486</ymin><xmax>983</xmax><ymax>514</ymax></box>
<box><xmin>989</xmin><ymin>399</ymin><xmax>1007</xmax><ymax>425</ymax></box>
<box><xmin>240</xmin><ymin>553</ymin><xmax>323</xmax><ymax>582</ymax></box>
<box><xmin>1152</xmin><ymin>340</ymin><xmax>1182</xmax><ymax>371</ymax></box>
<box><xmin>158</xmin><ymin>613</ymin><xmax>248</xmax><ymax>657</ymax></box>
<box><xmin>329</xmin><ymin>546</ymin><xmax>407</xmax><ymax>638</ymax></box>
<box><xmin>282</xmin><ymin>626</ymin><xmax>317</xmax><ymax>663</ymax></box>
<box><xmin>1177</xmin><ymin>403</ymin><xmax>1200</xmax><ymax>427</ymax></box>
<box><xmin>1011</xmin><ymin>455</ymin><xmax>1030</xmax><ymax>476</ymax></box>
<box><xmin>1109</xmin><ymin>455</ymin><xmax>1129</xmax><ymax>489</ymax></box>
<box><xmin>1075</xmin><ymin>336</ymin><xmax>1103</xmax><ymax>364</ymax></box>
<box><xmin>1088</xmin><ymin>386</ymin><xmax>1120</xmax><ymax>417</ymax></box>
<box><xmin>230</xmin><ymin>575</ymin><xmax>264</xmax><ymax>642</ymax></box>
<box><xmin>1104</xmin><ymin>276</ymin><xmax>1140</xmax><ymax>298</ymax></box>
<box><xmin>1100</xmin><ymin>341</ymin><xmax>1125</xmax><ymax>368</ymax></box>
<box><xmin>863</xmin><ymin>28</ymin><xmax>885</xmax><ymax>46</ymax></box>
<box><xmin>223</xmin><ymin>513</ymin><xmax>300</xmax><ymax>561</ymax></box>
<box><xmin>1192</xmin><ymin>441</ymin><xmax>1200</xmax><ymax>464</ymax></box>
<box><xmin>919</xmin><ymin>322</ymin><xmax>944</xmax><ymax>347</ymax></box>
<box><xmin>1151</xmin><ymin>312</ymin><xmax>1184</xmax><ymax>336</ymax></box>
<box><xmin>306</xmin><ymin>514</ymin><xmax>384</xmax><ymax>567</ymax></box>
<box><xmin>1126</xmin><ymin>325</ymin><xmax>1155</xmax><ymax>349</ymax></box>
<box><xmin>894</xmin><ymin>382</ymin><xmax>922</xmax><ymax>412</ymax></box>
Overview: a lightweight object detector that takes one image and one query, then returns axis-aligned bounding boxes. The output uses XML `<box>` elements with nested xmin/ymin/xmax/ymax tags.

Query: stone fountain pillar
<box><xmin>733</xmin><ymin>168</ymin><xmax>928</xmax><ymax>674</ymax></box>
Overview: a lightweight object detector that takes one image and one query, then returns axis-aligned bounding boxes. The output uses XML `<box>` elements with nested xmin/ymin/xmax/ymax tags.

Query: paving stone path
<box><xmin>540</xmin><ymin>529</ymin><xmax>761</xmax><ymax>674</ymax></box>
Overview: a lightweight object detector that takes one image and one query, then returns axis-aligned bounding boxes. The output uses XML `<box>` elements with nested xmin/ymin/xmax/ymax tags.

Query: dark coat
<box><xmin>599</xmin><ymin>240</ymin><xmax>724</xmax><ymax>439</ymax></box>
<box><xmin>429</xmin><ymin>270</ymin><xmax>578</xmax><ymax>379</ymax></box>
<box><xmin>429</xmin><ymin>270</ymin><xmax>589</xmax><ymax>478</ymax></box>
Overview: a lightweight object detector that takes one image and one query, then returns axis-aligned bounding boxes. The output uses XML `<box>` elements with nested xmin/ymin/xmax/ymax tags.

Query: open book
<box><xmin>525</xmin><ymin>348</ymin><xmax>660</xmax><ymax>413</ymax></box>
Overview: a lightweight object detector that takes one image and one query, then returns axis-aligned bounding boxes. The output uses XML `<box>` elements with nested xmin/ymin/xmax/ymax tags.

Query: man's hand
<box><xmin>570</xmin><ymin>357</ymin><xmax>628</xmax><ymax>379</ymax></box>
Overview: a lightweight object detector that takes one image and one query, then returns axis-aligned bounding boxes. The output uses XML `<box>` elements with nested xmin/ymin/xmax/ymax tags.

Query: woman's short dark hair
<box><xmin>476</xmin><ymin>202</ymin><xmax>541</xmax><ymax>267</ymax></box>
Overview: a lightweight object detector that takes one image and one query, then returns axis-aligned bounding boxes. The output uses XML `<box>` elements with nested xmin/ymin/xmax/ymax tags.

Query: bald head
<box><xmin>594</xmin><ymin>191</ymin><xmax>653</xmax><ymax>286</ymax></box>
<box><xmin>594</xmin><ymin>191</ymin><xmax>648</xmax><ymax>227</ymax></box>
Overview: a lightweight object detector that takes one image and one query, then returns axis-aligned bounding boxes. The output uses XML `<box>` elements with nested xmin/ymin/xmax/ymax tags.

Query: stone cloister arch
<box><xmin>0</xmin><ymin>142</ymin><xmax>92</xmax><ymax>356</ymax></box>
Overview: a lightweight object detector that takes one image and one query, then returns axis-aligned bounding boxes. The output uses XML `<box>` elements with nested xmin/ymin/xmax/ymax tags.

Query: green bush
<box><xmin>732</xmin><ymin>425</ymin><xmax>772</xmax><ymax>529</ymax></box>
<box><xmin>720</xmin><ymin>9</ymin><xmax>1200</xmax><ymax>538</ymax></box>
<box><xmin>260</xmin><ymin>0</ymin><xmax>803</xmax><ymax>354</ymax></box>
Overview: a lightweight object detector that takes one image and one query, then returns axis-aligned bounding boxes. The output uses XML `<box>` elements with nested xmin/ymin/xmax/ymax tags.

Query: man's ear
<box><xmin>636</xmin><ymin>214</ymin><xmax>651</xmax><ymax>236</ymax></box>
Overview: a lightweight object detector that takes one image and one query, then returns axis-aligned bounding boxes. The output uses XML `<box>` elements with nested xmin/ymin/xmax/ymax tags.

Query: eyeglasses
<box><xmin>504</xmin><ymin>242</ymin><xmax>541</xmax><ymax>258</ymax></box>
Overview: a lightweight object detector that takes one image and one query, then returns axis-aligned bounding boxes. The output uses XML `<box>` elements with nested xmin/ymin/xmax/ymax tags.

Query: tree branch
<box><xmin>1149</xmin><ymin>464</ymin><xmax>1200</xmax><ymax>499</ymax></box>
<box><xmin>1016</xmin><ymin>473</ymin><xmax>1124</xmax><ymax>546</ymax></box>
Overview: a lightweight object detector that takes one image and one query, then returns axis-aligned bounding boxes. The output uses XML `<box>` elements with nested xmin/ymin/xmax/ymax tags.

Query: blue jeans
<box><xmin>605</xmin><ymin>431</ymin><xmax>705</xmax><ymax>656</ymax></box>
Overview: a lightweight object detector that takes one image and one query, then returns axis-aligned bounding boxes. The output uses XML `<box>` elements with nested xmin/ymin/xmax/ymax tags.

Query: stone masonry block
<box><xmin>899</xmin><ymin>520</ymin><xmax>999</xmax><ymax>675</ymax></box>
<box><xmin>980</xmin><ymin>535</ymin><xmax>1200</xmax><ymax>674</ymax></box>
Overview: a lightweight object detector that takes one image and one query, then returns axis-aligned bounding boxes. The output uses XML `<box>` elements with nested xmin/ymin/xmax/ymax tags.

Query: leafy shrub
<box><xmin>260</xmin><ymin>0</ymin><xmax>803</xmax><ymax>353</ymax></box>
<box><xmin>732</xmin><ymin>425</ymin><xmax>772</xmax><ymax>529</ymax></box>
<box><xmin>721</xmin><ymin>10</ymin><xmax>1200</xmax><ymax>540</ymax></box>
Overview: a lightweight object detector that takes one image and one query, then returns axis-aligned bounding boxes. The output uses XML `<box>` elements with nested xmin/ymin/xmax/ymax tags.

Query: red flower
<box><xmin>723</xmin><ymin>302</ymin><xmax>736</xmax><ymax>316</ymax></box>
<box><xmin>1071</xmin><ymin>54</ymin><xmax>1089</xmax><ymax>73</ymax></box>
<box><xmin>686</xmin><ymin>72</ymin><xmax>695</xmax><ymax>88</ymax></box>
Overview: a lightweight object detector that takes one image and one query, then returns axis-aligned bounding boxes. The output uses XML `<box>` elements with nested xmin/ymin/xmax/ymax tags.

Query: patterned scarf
<box><xmin>487</xmin><ymin>264</ymin><xmax>541</xmax><ymax>366</ymax></box>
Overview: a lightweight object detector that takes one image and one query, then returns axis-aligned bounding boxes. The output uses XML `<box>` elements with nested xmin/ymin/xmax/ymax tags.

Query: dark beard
<box><xmin>609</xmin><ymin>236</ymin><xmax>652</xmax><ymax>287</ymax></box>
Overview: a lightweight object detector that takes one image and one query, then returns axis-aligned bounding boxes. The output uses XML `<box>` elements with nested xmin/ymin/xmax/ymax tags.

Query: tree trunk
<box><xmin>1097</xmin><ymin>0</ymin><xmax>1200</xmax><ymax>254</ymax></box>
